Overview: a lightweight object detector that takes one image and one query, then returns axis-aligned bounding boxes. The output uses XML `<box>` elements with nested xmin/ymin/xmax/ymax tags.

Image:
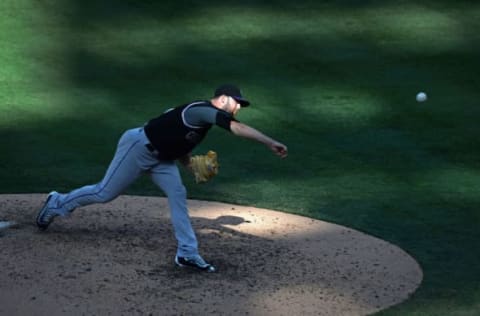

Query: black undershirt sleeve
<box><xmin>215</xmin><ymin>111</ymin><xmax>238</xmax><ymax>130</ymax></box>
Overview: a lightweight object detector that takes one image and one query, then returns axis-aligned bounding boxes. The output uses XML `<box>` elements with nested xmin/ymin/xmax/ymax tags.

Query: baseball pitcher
<box><xmin>36</xmin><ymin>84</ymin><xmax>288</xmax><ymax>272</ymax></box>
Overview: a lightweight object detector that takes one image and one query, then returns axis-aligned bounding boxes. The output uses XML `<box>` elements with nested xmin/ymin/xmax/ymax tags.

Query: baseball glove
<box><xmin>190</xmin><ymin>150</ymin><xmax>219</xmax><ymax>183</ymax></box>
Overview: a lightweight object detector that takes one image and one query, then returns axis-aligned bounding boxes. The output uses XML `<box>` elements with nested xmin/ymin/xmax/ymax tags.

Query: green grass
<box><xmin>1</xmin><ymin>1</ymin><xmax>480</xmax><ymax>315</ymax></box>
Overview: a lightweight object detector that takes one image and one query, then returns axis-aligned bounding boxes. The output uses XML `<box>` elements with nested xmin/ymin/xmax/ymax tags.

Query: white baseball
<box><xmin>416</xmin><ymin>92</ymin><xmax>427</xmax><ymax>102</ymax></box>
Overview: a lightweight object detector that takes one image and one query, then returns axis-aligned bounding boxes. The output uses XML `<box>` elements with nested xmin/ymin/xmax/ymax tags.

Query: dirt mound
<box><xmin>0</xmin><ymin>194</ymin><xmax>422</xmax><ymax>315</ymax></box>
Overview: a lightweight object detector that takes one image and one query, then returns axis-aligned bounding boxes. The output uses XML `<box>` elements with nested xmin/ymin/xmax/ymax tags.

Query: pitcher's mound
<box><xmin>0</xmin><ymin>194</ymin><xmax>422</xmax><ymax>316</ymax></box>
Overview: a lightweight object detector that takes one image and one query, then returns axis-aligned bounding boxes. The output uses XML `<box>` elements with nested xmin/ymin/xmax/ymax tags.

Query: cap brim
<box><xmin>233</xmin><ymin>97</ymin><xmax>250</xmax><ymax>107</ymax></box>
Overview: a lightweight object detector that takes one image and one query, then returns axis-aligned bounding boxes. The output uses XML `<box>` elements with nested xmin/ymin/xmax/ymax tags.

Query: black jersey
<box><xmin>144</xmin><ymin>101</ymin><xmax>236</xmax><ymax>160</ymax></box>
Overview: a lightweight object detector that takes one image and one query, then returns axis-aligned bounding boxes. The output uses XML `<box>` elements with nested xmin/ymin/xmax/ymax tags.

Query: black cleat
<box><xmin>36</xmin><ymin>191</ymin><xmax>58</xmax><ymax>231</ymax></box>
<box><xmin>175</xmin><ymin>255</ymin><xmax>217</xmax><ymax>273</ymax></box>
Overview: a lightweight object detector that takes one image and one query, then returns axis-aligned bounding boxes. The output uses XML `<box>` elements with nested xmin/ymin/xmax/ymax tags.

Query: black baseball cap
<box><xmin>214</xmin><ymin>84</ymin><xmax>250</xmax><ymax>107</ymax></box>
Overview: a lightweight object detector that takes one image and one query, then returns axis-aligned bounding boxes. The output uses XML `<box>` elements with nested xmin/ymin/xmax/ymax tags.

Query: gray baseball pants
<box><xmin>46</xmin><ymin>127</ymin><xmax>199</xmax><ymax>257</ymax></box>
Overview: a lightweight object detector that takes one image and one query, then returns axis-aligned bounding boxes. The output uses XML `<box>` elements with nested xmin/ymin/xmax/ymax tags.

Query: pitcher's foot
<box><xmin>175</xmin><ymin>255</ymin><xmax>217</xmax><ymax>273</ymax></box>
<box><xmin>36</xmin><ymin>191</ymin><xmax>59</xmax><ymax>231</ymax></box>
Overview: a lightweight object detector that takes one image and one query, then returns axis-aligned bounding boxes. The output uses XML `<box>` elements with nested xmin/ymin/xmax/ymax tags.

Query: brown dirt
<box><xmin>0</xmin><ymin>194</ymin><xmax>422</xmax><ymax>316</ymax></box>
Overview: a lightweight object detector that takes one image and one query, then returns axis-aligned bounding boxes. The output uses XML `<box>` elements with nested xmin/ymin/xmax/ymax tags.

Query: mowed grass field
<box><xmin>1</xmin><ymin>1</ymin><xmax>479</xmax><ymax>315</ymax></box>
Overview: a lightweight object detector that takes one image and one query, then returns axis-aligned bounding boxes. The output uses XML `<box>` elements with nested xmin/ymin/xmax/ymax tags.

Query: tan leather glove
<box><xmin>190</xmin><ymin>150</ymin><xmax>219</xmax><ymax>183</ymax></box>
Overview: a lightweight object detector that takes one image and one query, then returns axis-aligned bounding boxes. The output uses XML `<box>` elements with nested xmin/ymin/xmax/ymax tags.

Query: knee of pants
<box><xmin>94</xmin><ymin>186</ymin><xmax>119</xmax><ymax>203</ymax></box>
<box><xmin>165</xmin><ymin>184</ymin><xmax>187</xmax><ymax>200</ymax></box>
